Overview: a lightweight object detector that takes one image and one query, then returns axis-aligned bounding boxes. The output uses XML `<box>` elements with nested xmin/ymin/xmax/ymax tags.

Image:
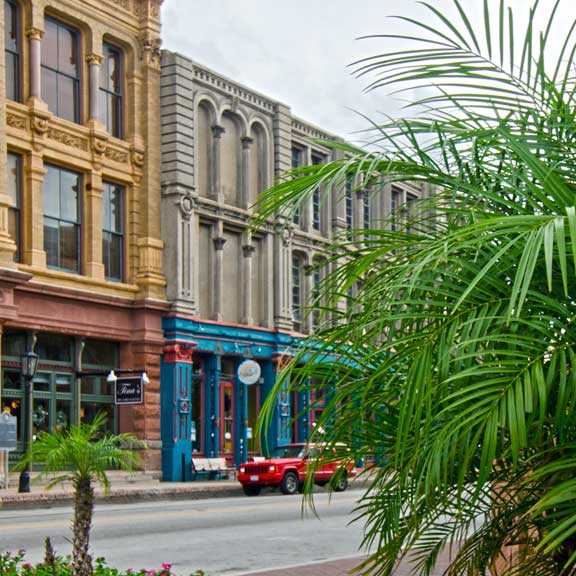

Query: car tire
<box><xmin>334</xmin><ymin>473</ymin><xmax>348</xmax><ymax>492</ymax></box>
<box><xmin>280</xmin><ymin>471</ymin><xmax>299</xmax><ymax>495</ymax></box>
<box><xmin>242</xmin><ymin>485</ymin><xmax>261</xmax><ymax>496</ymax></box>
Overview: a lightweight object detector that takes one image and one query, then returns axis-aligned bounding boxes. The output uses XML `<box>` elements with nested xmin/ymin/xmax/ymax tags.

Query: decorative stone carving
<box><xmin>211</xmin><ymin>125</ymin><xmax>225</xmax><ymax>139</ymax></box>
<box><xmin>131</xmin><ymin>149</ymin><xmax>145</xmax><ymax>168</ymax></box>
<box><xmin>140</xmin><ymin>31</ymin><xmax>162</xmax><ymax>67</ymax></box>
<box><xmin>6</xmin><ymin>114</ymin><xmax>26</xmax><ymax>130</ymax></box>
<box><xmin>242</xmin><ymin>244</ymin><xmax>256</xmax><ymax>257</ymax></box>
<box><xmin>91</xmin><ymin>137</ymin><xmax>107</xmax><ymax>155</ymax></box>
<box><xmin>107</xmin><ymin>0</ymin><xmax>130</xmax><ymax>9</ymax></box>
<box><xmin>163</xmin><ymin>343</ymin><xmax>196</xmax><ymax>364</ymax></box>
<box><xmin>241</xmin><ymin>136</ymin><xmax>253</xmax><ymax>149</ymax></box>
<box><xmin>105</xmin><ymin>147</ymin><xmax>129</xmax><ymax>163</ymax></box>
<box><xmin>178</xmin><ymin>194</ymin><xmax>196</xmax><ymax>221</ymax></box>
<box><xmin>48</xmin><ymin>128</ymin><xmax>88</xmax><ymax>151</ymax></box>
<box><xmin>32</xmin><ymin>116</ymin><xmax>48</xmax><ymax>136</ymax></box>
<box><xmin>213</xmin><ymin>237</ymin><xmax>226</xmax><ymax>251</ymax></box>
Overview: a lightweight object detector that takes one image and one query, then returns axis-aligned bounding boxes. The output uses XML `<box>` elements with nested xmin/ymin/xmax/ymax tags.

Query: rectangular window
<box><xmin>43</xmin><ymin>164</ymin><xmax>81</xmax><ymax>272</ymax></box>
<box><xmin>41</xmin><ymin>18</ymin><xmax>80</xmax><ymax>123</ymax></box>
<box><xmin>99</xmin><ymin>43</ymin><xmax>123</xmax><ymax>138</ymax></box>
<box><xmin>292</xmin><ymin>255</ymin><xmax>302</xmax><ymax>330</ymax></box>
<box><xmin>391</xmin><ymin>186</ymin><xmax>403</xmax><ymax>231</ymax></box>
<box><xmin>291</xmin><ymin>147</ymin><xmax>302</xmax><ymax>226</ymax></box>
<box><xmin>4</xmin><ymin>0</ymin><xmax>19</xmax><ymax>101</ymax></box>
<box><xmin>7</xmin><ymin>152</ymin><xmax>21</xmax><ymax>261</ymax></box>
<box><xmin>345</xmin><ymin>175</ymin><xmax>353</xmax><ymax>233</ymax></box>
<box><xmin>312</xmin><ymin>265</ymin><xmax>321</xmax><ymax>330</ymax></box>
<box><xmin>102</xmin><ymin>182</ymin><xmax>124</xmax><ymax>281</ymax></box>
<box><xmin>311</xmin><ymin>153</ymin><xmax>323</xmax><ymax>232</ymax></box>
<box><xmin>363</xmin><ymin>189</ymin><xmax>371</xmax><ymax>229</ymax></box>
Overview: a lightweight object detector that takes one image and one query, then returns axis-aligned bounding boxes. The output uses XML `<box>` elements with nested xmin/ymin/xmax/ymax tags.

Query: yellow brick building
<box><xmin>0</xmin><ymin>0</ymin><xmax>166</xmax><ymax>469</ymax></box>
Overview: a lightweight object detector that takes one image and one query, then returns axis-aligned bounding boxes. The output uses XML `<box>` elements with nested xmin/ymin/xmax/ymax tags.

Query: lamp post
<box><xmin>18</xmin><ymin>351</ymin><xmax>39</xmax><ymax>493</ymax></box>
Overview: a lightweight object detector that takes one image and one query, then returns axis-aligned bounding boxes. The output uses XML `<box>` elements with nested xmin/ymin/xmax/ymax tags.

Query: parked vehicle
<box><xmin>237</xmin><ymin>442</ymin><xmax>356</xmax><ymax>496</ymax></box>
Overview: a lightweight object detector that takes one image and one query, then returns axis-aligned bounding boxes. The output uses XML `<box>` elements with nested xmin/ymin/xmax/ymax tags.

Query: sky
<box><xmin>162</xmin><ymin>0</ymin><xmax>575</xmax><ymax>145</ymax></box>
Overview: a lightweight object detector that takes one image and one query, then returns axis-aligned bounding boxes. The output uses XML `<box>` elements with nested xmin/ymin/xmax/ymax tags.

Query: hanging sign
<box><xmin>115</xmin><ymin>376</ymin><xmax>144</xmax><ymax>405</ymax></box>
<box><xmin>237</xmin><ymin>360</ymin><xmax>261</xmax><ymax>385</ymax></box>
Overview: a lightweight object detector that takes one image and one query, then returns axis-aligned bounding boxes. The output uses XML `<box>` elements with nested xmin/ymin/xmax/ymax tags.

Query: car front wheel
<box><xmin>280</xmin><ymin>471</ymin><xmax>299</xmax><ymax>495</ymax></box>
<box><xmin>333</xmin><ymin>473</ymin><xmax>348</xmax><ymax>492</ymax></box>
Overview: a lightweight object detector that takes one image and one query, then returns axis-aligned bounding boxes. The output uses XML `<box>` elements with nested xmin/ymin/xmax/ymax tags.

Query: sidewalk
<box><xmin>0</xmin><ymin>471</ymin><xmax>244</xmax><ymax>509</ymax></box>
<box><xmin>237</xmin><ymin>549</ymin><xmax>454</xmax><ymax>576</ymax></box>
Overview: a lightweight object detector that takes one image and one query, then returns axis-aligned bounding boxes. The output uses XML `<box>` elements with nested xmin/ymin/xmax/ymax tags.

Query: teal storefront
<box><xmin>161</xmin><ymin>316</ymin><xmax>313</xmax><ymax>482</ymax></box>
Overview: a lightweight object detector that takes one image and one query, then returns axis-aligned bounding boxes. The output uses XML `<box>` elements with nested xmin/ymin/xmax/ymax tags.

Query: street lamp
<box><xmin>18</xmin><ymin>351</ymin><xmax>39</xmax><ymax>493</ymax></box>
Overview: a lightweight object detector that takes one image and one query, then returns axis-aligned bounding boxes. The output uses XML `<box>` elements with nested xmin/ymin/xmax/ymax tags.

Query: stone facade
<box><xmin>159</xmin><ymin>51</ymin><xmax>432</xmax><ymax>479</ymax></box>
<box><xmin>0</xmin><ymin>0</ymin><xmax>167</xmax><ymax>469</ymax></box>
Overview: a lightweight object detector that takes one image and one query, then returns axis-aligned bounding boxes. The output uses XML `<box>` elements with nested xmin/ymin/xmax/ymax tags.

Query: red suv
<box><xmin>237</xmin><ymin>443</ymin><xmax>356</xmax><ymax>496</ymax></box>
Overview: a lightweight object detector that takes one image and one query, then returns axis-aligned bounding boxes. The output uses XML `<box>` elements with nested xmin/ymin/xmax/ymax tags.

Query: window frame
<box><xmin>102</xmin><ymin>180</ymin><xmax>125</xmax><ymax>282</ymax></box>
<box><xmin>311</xmin><ymin>153</ymin><xmax>323</xmax><ymax>232</ymax></box>
<box><xmin>100</xmin><ymin>42</ymin><xmax>124</xmax><ymax>139</ymax></box>
<box><xmin>291</xmin><ymin>146</ymin><xmax>303</xmax><ymax>226</ymax></box>
<box><xmin>345</xmin><ymin>175</ymin><xmax>353</xmax><ymax>233</ymax></box>
<box><xmin>292</xmin><ymin>254</ymin><xmax>303</xmax><ymax>330</ymax></box>
<box><xmin>4</xmin><ymin>0</ymin><xmax>21</xmax><ymax>102</ymax></box>
<box><xmin>7</xmin><ymin>151</ymin><xmax>22</xmax><ymax>262</ymax></box>
<box><xmin>43</xmin><ymin>163</ymin><xmax>82</xmax><ymax>274</ymax></box>
<box><xmin>41</xmin><ymin>16</ymin><xmax>81</xmax><ymax>123</ymax></box>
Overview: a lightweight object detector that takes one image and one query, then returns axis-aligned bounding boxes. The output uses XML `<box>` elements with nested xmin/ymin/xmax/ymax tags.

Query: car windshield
<box><xmin>270</xmin><ymin>445</ymin><xmax>305</xmax><ymax>459</ymax></box>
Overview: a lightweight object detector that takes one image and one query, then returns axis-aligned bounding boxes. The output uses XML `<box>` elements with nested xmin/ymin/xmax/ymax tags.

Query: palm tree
<box><xmin>255</xmin><ymin>0</ymin><xmax>576</xmax><ymax>574</ymax></box>
<box><xmin>18</xmin><ymin>413</ymin><xmax>141</xmax><ymax>576</ymax></box>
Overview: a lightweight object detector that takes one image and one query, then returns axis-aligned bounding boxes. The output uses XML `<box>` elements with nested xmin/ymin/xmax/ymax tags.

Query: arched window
<box><xmin>196</xmin><ymin>101</ymin><xmax>213</xmax><ymax>198</ymax></box>
<box><xmin>249</xmin><ymin>123</ymin><xmax>267</xmax><ymax>207</ymax></box>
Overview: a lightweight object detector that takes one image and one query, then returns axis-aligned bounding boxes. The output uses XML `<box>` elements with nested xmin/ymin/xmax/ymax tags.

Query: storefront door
<box><xmin>219</xmin><ymin>380</ymin><xmax>234</xmax><ymax>455</ymax></box>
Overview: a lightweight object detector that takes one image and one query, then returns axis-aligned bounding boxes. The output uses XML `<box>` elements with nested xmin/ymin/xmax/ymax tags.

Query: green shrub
<box><xmin>0</xmin><ymin>551</ymin><xmax>204</xmax><ymax>576</ymax></box>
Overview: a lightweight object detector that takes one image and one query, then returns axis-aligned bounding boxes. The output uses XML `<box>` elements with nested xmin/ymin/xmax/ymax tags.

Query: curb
<box><xmin>0</xmin><ymin>484</ymin><xmax>245</xmax><ymax>510</ymax></box>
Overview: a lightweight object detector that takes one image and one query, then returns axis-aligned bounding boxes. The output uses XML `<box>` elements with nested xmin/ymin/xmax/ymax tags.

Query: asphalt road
<box><xmin>0</xmin><ymin>488</ymin><xmax>368</xmax><ymax>575</ymax></box>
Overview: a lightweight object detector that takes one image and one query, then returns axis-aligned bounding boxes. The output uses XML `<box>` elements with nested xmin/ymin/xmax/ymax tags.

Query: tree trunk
<box><xmin>72</xmin><ymin>476</ymin><xmax>94</xmax><ymax>576</ymax></box>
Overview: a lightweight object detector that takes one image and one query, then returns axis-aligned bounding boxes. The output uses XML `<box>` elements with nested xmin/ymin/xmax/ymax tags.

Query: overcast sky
<box><xmin>162</xmin><ymin>0</ymin><xmax>575</xmax><ymax>145</ymax></box>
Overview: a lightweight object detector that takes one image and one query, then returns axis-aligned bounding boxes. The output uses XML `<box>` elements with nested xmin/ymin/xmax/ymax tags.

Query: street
<box><xmin>0</xmin><ymin>489</ymin><xmax>367</xmax><ymax>575</ymax></box>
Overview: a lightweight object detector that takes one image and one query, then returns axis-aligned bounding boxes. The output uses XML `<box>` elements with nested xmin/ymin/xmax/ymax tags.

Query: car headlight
<box><xmin>240</xmin><ymin>467</ymin><xmax>246</xmax><ymax>473</ymax></box>
<box><xmin>269</xmin><ymin>465</ymin><xmax>276</xmax><ymax>472</ymax></box>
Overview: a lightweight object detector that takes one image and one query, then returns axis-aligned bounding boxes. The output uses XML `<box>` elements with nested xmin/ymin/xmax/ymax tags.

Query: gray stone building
<box><xmin>158</xmin><ymin>50</ymin><xmax>430</xmax><ymax>479</ymax></box>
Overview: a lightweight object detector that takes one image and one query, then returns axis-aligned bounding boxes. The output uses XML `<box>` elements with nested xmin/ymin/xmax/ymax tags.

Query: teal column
<box><xmin>261</xmin><ymin>359</ymin><xmax>279</xmax><ymax>456</ymax></box>
<box><xmin>161</xmin><ymin>343</ymin><xmax>195</xmax><ymax>482</ymax></box>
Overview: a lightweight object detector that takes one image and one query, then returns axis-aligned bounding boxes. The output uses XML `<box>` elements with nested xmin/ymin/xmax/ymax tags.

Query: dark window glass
<box><xmin>82</xmin><ymin>339</ymin><xmax>118</xmax><ymax>367</ymax></box>
<box><xmin>36</xmin><ymin>333</ymin><xmax>73</xmax><ymax>362</ymax></box>
<box><xmin>311</xmin><ymin>154</ymin><xmax>322</xmax><ymax>232</ymax></box>
<box><xmin>102</xmin><ymin>182</ymin><xmax>124</xmax><ymax>281</ymax></box>
<box><xmin>99</xmin><ymin>44</ymin><xmax>123</xmax><ymax>138</ymax></box>
<box><xmin>41</xmin><ymin>18</ymin><xmax>80</xmax><ymax>123</ymax></box>
<box><xmin>4</xmin><ymin>0</ymin><xmax>19</xmax><ymax>101</ymax></box>
<box><xmin>363</xmin><ymin>189</ymin><xmax>371</xmax><ymax>229</ymax></box>
<box><xmin>7</xmin><ymin>153</ymin><xmax>21</xmax><ymax>261</ymax></box>
<box><xmin>292</xmin><ymin>255</ymin><xmax>302</xmax><ymax>329</ymax></box>
<box><xmin>391</xmin><ymin>186</ymin><xmax>402</xmax><ymax>232</ymax></box>
<box><xmin>291</xmin><ymin>147</ymin><xmax>302</xmax><ymax>226</ymax></box>
<box><xmin>312</xmin><ymin>265</ymin><xmax>321</xmax><ymax>330</ymax></box>
<box><xmin>43</xmin><ymin>164</ymin><xmax>81</xmax><ymax>273</ymax></box>
<box><xmin>345</xmin><ymin>176</ymin><xmax>353</xmax><ymax>233</ymax></box>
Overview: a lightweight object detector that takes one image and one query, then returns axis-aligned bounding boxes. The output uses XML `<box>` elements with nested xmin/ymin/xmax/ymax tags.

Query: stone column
<box><xmin>85</xmin><ymin>172</ymin><xmax>105</xmax><ymax>279</ymax></box>
<box><xmin>304</xmin><ymin>264</ymin><xmax>314</xmax><ymax>334</ymax></box>
<box><xmin>273</xmin><ymin>225</ymin><xmax>293</xmax><ymax>330</ymax></box>
<box><xmin>87</xmin><ymin>54</ymin><xmax>103</xmax><ymax>122</ymax></box>
<box><xmin>161</xmin><ymin>343</ymin><xmax>195</xmax><ymax>482</ymax></box>
<box><xmin>242</xmin><ymin>242</ymin><xmax>255</xmax><ymax>325</ymax></box>
<box><xmin>240</xmin><ymin>136</ymin><xmax>253</xmax><ymax>210</ymax></box>
<box><xmin>25</xmin><ymin>153</ymin><xmax>46</xmax><ymax>267</ymax></box>
<box><xmin>211</xmin><ymin>125</ymin><xmax>225</xmax><ymax>202</ymax></box>
<box><xmin>213</xmin><ymin>235</ymin><xmax>226</xmax><ymax>322</ymax></box>
<box><xmin>27</xmin><ymin>28</ymin><xmax>43</xmax><ymax>100</ymax></box>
